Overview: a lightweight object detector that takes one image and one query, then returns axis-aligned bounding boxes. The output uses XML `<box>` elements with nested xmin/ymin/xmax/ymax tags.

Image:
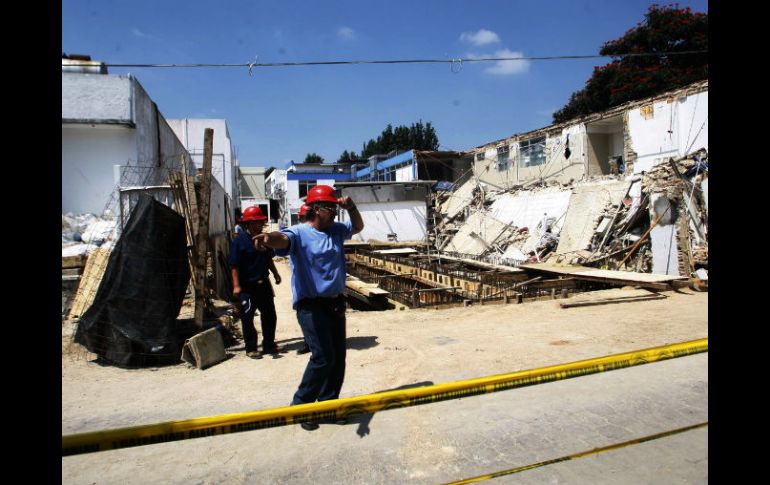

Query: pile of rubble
<box><xmin>432</xmin><ymin>149</ymin><xmax>708</xmax><ymax>279</ymax></box>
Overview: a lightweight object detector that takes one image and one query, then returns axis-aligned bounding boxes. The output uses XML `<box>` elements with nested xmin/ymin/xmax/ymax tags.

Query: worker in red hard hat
<box><xmin>298</xmin><ymin>203</ymin><xmax>310</xmax><ymax>223</ymax></box>
<box><xmin>228</xmin><ymin>205</ymin><xmax>283</xmax><ymax>359</ymax></box>
<box><xmin>255</xmin><ymin>185</ymin><xmax>363</xmax><ymax>428</ymax></box>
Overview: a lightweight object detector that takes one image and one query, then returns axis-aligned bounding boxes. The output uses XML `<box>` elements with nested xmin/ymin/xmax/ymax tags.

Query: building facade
<box><xmin>470</xmin><ymin>80</ymin><xmax>708</xmax><ymax>188</ymax></box>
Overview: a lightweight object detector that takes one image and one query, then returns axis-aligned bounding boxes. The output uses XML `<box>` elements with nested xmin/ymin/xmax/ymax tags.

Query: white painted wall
<box><xmin>287</xmin><ymin>180</ymin><xmax>301</xmax><ymax>211</ymax></box>
<box><xmin>677</xmin><ymin>91</ymin><xmax>708</xmax><ymax>156</ymax></box>
<box><xmin>63</xmin><ymin>74</ymin><xmax>193</xmax><ymax>216</ymax></box>
<box><xmin>346</xmin><ymin>201</ymin><xmax>427</xmax><ymax>242</ymax></box>
<box><xmin>167</xmin><ymin>119</ymin><xmax>237</xmax><ymax>199</ymax></box>
<box><xmin>395</xmin><ymin>165</ymin><xmax>413</xmax><ymax>181</ymax></box>
<box><xmin>62</xmin><ymin>73</ymin><xmax>132</xmax><ymax>122</ymax></box>
<box><xmin>628</xmin><ymin>90</ymin><xmax>708</xmax><ymax>173</ymax></box>
<box><xmin>62</xmin><ymin>125</ymin><xmax>136</xmax><ymax>214</ymax></box>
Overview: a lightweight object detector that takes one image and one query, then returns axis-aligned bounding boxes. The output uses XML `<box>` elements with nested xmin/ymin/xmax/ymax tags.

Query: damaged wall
<box><xmin>628</xmin><ymin>90</ymin><xmax>708</xmax><ymax>173</ymax></box>
<box><xmin>488</xmin><ymin>187</ymin><xmax>572</xmax><ymax>236</ymax></box>
<box><xmin>648</xmin><ymin>193</ymin><xmax>680</xmax><ymax>275</ymax></box>
<box><xmin>473</xmin><ymin>124</ymin><xmax>586</xmax><ymax>189</ymax></box>
<box><xmin>555</xmin><ymin>180</ymin><xmax>632</xmax><ymax>255</ymax></box>
<box><xmin>443</xmin><ymin>211</ymin><xmax>509</xmax><ymax>256</ymax></box>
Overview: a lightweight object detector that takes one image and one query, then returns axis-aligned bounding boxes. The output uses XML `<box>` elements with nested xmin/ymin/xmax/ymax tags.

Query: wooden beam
<box><xmin>560</xmin><ymin>294</ymin><xmax>666</xmax><ymax>308</ymax></box>
<box><xmin>194</xmin><ymin>128</ymin><xmax>214</xmax><ymax>328</ymax></box>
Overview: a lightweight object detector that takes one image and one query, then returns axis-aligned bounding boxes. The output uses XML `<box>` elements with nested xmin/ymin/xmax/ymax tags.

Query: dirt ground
<box><xmin>62</xmin><ymin>259</ymin><xmax>708</xmax><ymax>437</ymax></box>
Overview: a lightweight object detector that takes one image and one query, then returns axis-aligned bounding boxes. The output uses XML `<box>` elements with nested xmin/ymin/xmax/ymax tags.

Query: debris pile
<box><xmin>433</xmin><ymin>149</ymin><xmax>708</xmax><ymax>278</ymax></box>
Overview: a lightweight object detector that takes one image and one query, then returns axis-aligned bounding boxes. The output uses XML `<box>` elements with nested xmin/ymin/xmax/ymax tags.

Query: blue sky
<box><xmin>62</xmin><ymin>0</ymin><xmax>708</xmax><ymax>168</ymax></box>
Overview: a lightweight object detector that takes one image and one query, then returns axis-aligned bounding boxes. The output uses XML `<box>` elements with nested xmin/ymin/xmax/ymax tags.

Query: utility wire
<box><xmin>66</xmin><ymin>50</ymin><xmax>707</xmax><ymax>69</ymax></box>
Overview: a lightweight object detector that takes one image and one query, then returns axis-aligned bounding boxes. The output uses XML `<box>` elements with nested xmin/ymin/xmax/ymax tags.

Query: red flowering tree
<box><xmin>553</xmin><ymin>4</ymin><xmax>707</xmax><ymax>123</ymax></box>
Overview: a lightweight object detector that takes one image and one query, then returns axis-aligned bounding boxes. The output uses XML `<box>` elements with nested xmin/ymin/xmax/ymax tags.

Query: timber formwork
<box><xmin>346</xmin><ymin>249</ymin><xmax>610</xmax><ymax>309</ymax></box>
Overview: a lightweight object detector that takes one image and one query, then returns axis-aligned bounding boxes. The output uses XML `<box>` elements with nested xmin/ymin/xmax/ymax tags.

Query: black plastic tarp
<box><xmin>75</xmin><ymin>194</ymin><xmax>191</xmax><ymax>367</ymax></box>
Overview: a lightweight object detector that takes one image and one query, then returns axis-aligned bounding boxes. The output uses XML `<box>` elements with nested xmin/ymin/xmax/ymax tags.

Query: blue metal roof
<box><xmin>287</xmin><ymin>172</ymin><xmax>353</xmax><ymax>181</ymax></box>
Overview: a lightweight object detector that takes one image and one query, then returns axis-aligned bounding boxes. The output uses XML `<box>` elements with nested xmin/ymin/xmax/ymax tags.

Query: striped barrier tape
<box><xmin>63</xmin><ymin>337</ymin><xmax>707</xmax><ymax>456</ymax></box>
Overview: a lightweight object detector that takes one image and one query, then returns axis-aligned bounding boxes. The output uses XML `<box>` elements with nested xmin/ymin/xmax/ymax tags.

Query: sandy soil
<box><xmin>62</xmin><ymin>259</ymin><xmax>707</xmax><ymax>436</ymax></box>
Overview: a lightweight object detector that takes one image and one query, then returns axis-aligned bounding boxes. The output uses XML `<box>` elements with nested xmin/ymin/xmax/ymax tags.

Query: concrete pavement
<box><xmin>62</xmin><ymin>352</ymin><xmax>707</xmax><ymax>484</ymax></box>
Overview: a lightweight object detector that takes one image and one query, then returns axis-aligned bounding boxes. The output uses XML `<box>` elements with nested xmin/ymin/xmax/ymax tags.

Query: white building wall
<box><xmin>62</xmin><ymin>125</ymin><xmax>136</xmax><ymax>214</ymax></box>
<box><xmin>167</xmin><ymin>119</ymin><xmax>236</xmax><ymax>199</ymax></box>
<box><xmin>628</xmin><ymin>90</ymin><xmax>708</xmax><ymax>173</ymax></box>
<box><xmin>395</xmin><ymin>165</ymin><xmax>413</xmax><ymax>182</ymax></box>
<box><xmin>676</xmin><ymin>91</ymin><xmax>708</xmax><ymax>157</ymax></box>
<box><xmin>347</xmin><ymin>201</ymin><xmax>427</xmax><ymax>242</ymax></box>
<box><xmin>62</xmin><ymin>74</ymin><xmax>193</xmax><ymax>215</ymax></box>
<box><xmin>62</xmin><ymin>73</ymin><xmax>132</xmax><ymax>122</ymax></box>
<box><xmin>287</xmin><ymin>180</ymin><xmax>301</xmax><ymax>211</ymax></box>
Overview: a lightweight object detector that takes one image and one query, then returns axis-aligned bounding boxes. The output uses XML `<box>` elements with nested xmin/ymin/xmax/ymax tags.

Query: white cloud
<box><xmin>131</xmin><ymin>28</ymin><xmax>159</xmax><ymax>40</ymax></box>
<box><xmin>460</xmin><ymin>29</ymin><xmax>501</xmax><ymax>46</ymax></box>
<box><xmin>337</xmin><ymin>26</ymin><xmax>356</xmax><ymax>40</ymax></box>
<box><xmin>482</xmin><ymin>49</ymin><xmax>530</xmax><ymax>75</ymax></box>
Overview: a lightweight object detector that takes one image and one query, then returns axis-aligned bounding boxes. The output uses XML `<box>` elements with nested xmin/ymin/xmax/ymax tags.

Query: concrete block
<box><xmin>181</xmin><ymin>327</ymin><xmax>227</xmax><ymax>370</ymax></box>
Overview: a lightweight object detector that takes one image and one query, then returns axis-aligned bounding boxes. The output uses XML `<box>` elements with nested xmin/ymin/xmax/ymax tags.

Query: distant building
<box><xmin>354</xmin><ymin>150</ymin><xmax>472</xmax><ymax>185</ymax></box>
<box><xmin>283</xmin><ymin>161</ymin><xmax>355</xmax><ymax>226</ymax></box>
<box><xmin>238</xmin><ymin>166</ymin><xmax>271</xmax><ymax>222</ymax></box>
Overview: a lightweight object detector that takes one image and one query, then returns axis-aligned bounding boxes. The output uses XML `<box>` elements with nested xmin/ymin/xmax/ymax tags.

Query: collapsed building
<box><xmin>344</xmin><ymin>80</ymin><xmax>708</xmax><ymax>309</ymax></box>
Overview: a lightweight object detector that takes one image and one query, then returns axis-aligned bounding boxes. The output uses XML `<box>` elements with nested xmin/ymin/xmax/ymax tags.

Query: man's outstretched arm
<box><xmin>254</xmin><ymin>231</ymin><xmax>290</xmax><ymax>250</ymax></box>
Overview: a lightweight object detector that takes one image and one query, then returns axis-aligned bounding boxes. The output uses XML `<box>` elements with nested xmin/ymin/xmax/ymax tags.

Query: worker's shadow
<box><xmin>342</xmin><ymin>381</ymin><xmax>434</xmax><ymax>438</ymax></box>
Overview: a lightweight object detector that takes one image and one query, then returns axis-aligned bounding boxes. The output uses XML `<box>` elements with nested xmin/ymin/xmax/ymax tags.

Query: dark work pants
<box><xmin>291</xmin><ymin>297</ymin><xmax>347</xmax><ymax>404</ymax></box>
<box><xmin>239</xmin><ymin>281</ymin><xmax>277</xmax><ymax>352</ymax></box>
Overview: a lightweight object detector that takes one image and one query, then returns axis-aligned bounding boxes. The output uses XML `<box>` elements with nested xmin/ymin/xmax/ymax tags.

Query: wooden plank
<box><xmin>194</xmin><ymin>128</ymin><xmax>214</xmax><ymax>327</ymax></box>
<box><xmin>560</xmin><ymin>294</ymin><xmax>666</xmax><ymax>308</ymax></box>
<box><xmin>67</xmin><ymin>247</ymin><xmax>111</xmax><ymax>319</ymax></box>
<box><xmin>519</xmin><ymin>263</ymin><xmax>684</xmax><ymax>290</ymax></box>
<box><xmin>62</xmin><ymin>254</ymin><xmax>86</xmax><ymax>269</ymax></box>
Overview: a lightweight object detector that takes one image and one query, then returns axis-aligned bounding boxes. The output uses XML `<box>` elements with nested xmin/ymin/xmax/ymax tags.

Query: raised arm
<box><xmin>338</xmin><ymin>197</ymin><xmax>364</xmax><ymax>235</ymax></box>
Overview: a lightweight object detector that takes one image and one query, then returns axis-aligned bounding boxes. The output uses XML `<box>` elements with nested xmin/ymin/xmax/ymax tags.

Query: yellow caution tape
<box><xmin>445</xmin><ymin>421</ymin><xmax>708</xmax><ymax>484</ymax></box>
<box><xmin>62</xmin><ymin>338</ymin><xmax>707</xmax><ymax>456</ymax></box>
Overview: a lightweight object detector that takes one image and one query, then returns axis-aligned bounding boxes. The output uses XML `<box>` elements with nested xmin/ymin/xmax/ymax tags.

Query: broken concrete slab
<box><xmin>443</xmin><ymin>211</ymin><xmax>510</xmax><ymax>256</ymax></box>
<box><xmin>555</xmin><ymin>180</ymin><xmax>631</xmax><ymax>255</ymax></box>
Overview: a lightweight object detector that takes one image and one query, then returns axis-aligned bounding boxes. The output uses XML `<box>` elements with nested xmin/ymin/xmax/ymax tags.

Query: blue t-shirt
<box><xmin>228</xmin><ymin>230</ymin><xmax>275</xmax><ymax>286</ymax></box>
<box><xmin>276</xmin><ymin>221</ymin><xmax>353</xmax><ymax>307</ymax></box>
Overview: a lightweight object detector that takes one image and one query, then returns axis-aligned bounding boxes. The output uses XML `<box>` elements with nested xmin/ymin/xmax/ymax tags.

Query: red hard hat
<box><xmin>241</xmin><ymin>205</ymin><xmax>267</xmax><ymax>222</ymax></box>
<box><xmin>305</xmin><ymin>185</ymin><xmax>338</xmax><ymax>205</ymax></box>
<box><xmin>298</xmin><ymin>204</ymin><xmax>310</xmax><ymax>217</ymax></box>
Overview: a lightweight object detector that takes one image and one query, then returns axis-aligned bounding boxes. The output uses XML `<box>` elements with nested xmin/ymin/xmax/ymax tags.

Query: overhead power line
<box><xmin>64</xmin><ymin>50</ymin><xmax>707</xmax><ymax>69</ymax></box>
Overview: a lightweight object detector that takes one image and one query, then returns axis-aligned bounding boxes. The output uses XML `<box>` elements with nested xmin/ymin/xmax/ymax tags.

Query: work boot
<box><xmin>300</xmin><ymin>421</ymin><xmax>319</xmax><ymax>431</ymax></box>
<box><xmin>246</xmin><ymin>350</ymin><xmax>262</xmax><ymax>359</ymax></box>
<box><xmin>296</xmin><ymin>343</ymin><xmax>311</xmax><ymax>355</ymax></box>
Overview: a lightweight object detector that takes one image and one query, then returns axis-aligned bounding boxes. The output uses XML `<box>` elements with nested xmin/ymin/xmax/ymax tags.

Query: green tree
<box><xmin>342</xmin><ymin>121</ymin><xmax>440</xmax><ymax>160</ymax></box>
<box><xmin>553</xmin><ymin>4</ymin><xmax>707</xmax><ymax>124</ymax></box>
<box><xmin>303</xmin><ymin>152</ymin><xmax>324</xmax><ymax>164</ymax></box>
<box><xmin>336</xmin><ymin>150</ymin><xmax>362</xmax><ymax>163</ymax></box>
